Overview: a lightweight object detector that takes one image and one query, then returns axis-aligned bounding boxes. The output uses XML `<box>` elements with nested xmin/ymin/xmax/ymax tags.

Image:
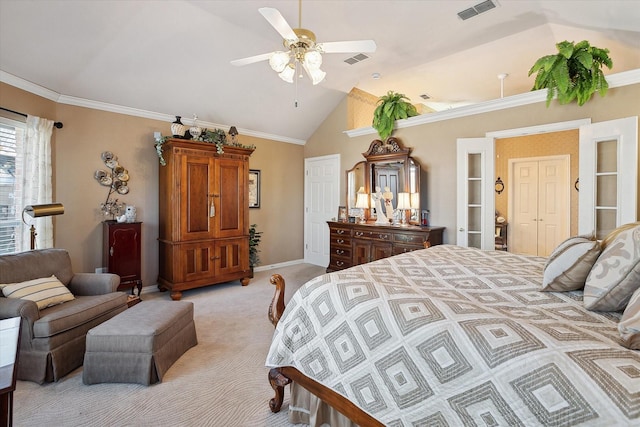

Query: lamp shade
<box><xmin>355</xmin><ymin>192</ymin><xmax>369</xmax><ymax>209</ymax></box>
<box><xmin>269</xmin><ymin>51</ymin><xmax>290</xmax><ymax>72</ymax></box>
<box><xmin>278</xmin><ymin>64</ymin><xmax>295</xmax><ymax>83</ymax></box>
<box><xmin>397</xmin><ymin>193</ymin><xmax>411</xmax><ymax>210</ymax></box>
<box><xmin>410</xmin><ymin>193</ymin><xmax>420</xmax><ymax>209</ymax></box>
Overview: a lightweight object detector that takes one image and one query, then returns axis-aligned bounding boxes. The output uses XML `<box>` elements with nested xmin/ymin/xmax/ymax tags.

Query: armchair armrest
<box><xmin>0</xmin><ymin>297</ymin><xmax>39</xmax><ymax>344</ymax></box>
<box><xmin>68</xmin><ymin>273</ymin><xmax>120</xmax><ymax>295</ymax></box>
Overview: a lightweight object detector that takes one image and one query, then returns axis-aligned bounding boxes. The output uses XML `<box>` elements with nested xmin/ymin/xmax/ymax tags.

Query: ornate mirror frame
<box><xmin>346</xmin><ymin>138</ymin><xmax>421</xmax><ymax>224</ymax></box>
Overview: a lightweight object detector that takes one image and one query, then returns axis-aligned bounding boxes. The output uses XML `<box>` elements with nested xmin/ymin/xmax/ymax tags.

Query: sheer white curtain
<box><xmin>18</xmin><ymin>115</ymin><xmax>54</xmax><ymax>250</ymax></box>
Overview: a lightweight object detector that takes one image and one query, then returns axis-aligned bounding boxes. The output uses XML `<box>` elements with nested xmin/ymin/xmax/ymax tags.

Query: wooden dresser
<box><xmin>158</xmin><ymin>139</ymin><xmax>254</xmax><ymax>300</ymax></box>
<box><xmin>327</xmin><ymin>221</ymin><xmax>445</xmax><ymax>272</ymax></box>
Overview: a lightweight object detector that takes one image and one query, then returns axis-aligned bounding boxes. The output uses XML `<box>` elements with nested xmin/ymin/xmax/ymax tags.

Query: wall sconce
<box><xmin>397</xmin><ymin>192</ymin><xmax>411</xmax><ymax>226</ymax></box>
<box><xmin>355</xmin><ymin>187</ymin><xmax>369</xmax><ymax>224</ymax></box>
<box><xmin>22</xmin><ymin>203</ymin><xmax>65</xmax><ymax>250</ymax></box>
<box><xmin>495</xmin><ymin>177</ymin><xmax>505</xmax><ymax>194</ymax></box>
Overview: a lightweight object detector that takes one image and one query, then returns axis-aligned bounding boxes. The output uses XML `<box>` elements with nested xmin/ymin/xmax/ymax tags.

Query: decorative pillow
<box><xmin>619</xmin><ymin>286</ymin><xmax>640</xmax><ymax>349</ymax></box>
<box><xmin>541</xmin><ymin>234</ymin><xmax>601</xmax><ymax>291</ymax></box>
<box><xmin>1</xmin><ymin>275</ymin><xmax>75</xmax><ymax>309</ymax></box>
<box><xmin>600</xmin><ymin>221</ymin><xmax>640</xmax><ymax>250</ymax></box>
<box><xmin>584</xmin><ymin>224</ymin><xmax>640</xmax><ymax>311</ymax></box>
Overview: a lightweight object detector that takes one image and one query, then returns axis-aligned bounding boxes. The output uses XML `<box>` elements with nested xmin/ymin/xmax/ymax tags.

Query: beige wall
<box><xmin>305</xmin><ymin>84</ymin><xmax>640</xmax><ymax>244</ymax></box>
<box><xmin>1</xmin><ymin>82</ymin><xmax>304</xmax><ymax>290</ymax></box>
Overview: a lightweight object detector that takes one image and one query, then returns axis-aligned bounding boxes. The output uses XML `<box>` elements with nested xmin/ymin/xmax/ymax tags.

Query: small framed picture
<box><xmin>249</xmin><ymin>169</ymin><xmax>261</xmax><ymax>208</ymax></box>
<box><xmin>338</xmin><ymin>206</ymin><xmax>347</xmax><ymax>222</ymax></box>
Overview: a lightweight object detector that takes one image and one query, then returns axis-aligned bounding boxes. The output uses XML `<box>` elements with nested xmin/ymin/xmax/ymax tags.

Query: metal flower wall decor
<box><xmin>94</xmin><ymin>151</ymin><xmax>130</xmax><ymax>218</ymax></box>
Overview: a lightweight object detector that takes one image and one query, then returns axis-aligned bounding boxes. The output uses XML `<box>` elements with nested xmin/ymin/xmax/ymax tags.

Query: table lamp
<box><xmin>396</xmin><ymin>192</ymin><xmax>411</xmax><ymax>226</ymax></box>
<box><xmin>355</xmin><ymin>188</ymin><xmax>369</xmax><ymax>223</ymax></box>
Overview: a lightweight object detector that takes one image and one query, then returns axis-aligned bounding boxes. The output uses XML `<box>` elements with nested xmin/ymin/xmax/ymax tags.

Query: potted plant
<box><xmin>528</xmin><ymin>40</ymin><xmax>613</xmax><ymax>106</ymax></box>
<box><xmin>249</xmin><ymin>224</ymin><xmax>263</xmax><ymax>277</ymax></box>
<box><xmin>372</xmin><ymin>91</ymin><xmax>419</xmax><ymax>141</ymax></box>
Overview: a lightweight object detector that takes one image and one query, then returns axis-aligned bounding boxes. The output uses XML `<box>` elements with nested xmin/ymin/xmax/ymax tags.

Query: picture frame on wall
<box><xmin>338</xmin><ymin>206</ymin><xmax>347</xmax><ymax>222</ymax></box>
<box><xmin>249</xmin><ymin>169</ymin><xmax>261</xmax><ymax>208</ymax></box>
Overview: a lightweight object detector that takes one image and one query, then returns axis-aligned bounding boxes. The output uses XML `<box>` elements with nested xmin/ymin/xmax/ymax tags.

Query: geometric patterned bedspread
<box><xmin>266</xmin><ymin>245</ymin><xmax>640</xmax><ymax>426</ymax></box>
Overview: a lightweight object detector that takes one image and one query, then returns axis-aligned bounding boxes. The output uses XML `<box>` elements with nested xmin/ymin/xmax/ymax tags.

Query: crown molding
<box><xmin>345</xmin><ymin>69</ymin><xmax>640</xmax><ymax>138</ymax></box>
<box><xmin>0</xmin><ymin>70</ymin><xmax>306</xmax><ymax>145</ymax></box>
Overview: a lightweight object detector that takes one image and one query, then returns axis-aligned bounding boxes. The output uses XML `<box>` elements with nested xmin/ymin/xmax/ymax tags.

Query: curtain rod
<box><xmin>0</xmin><ymin>106</ymin><xmax>63</xmax><ymax>129</ymax></box>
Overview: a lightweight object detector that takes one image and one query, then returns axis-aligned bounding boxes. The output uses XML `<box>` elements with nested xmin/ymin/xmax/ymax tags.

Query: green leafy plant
<box><xmin>154</xmin><ymin>131</ymin><xmax>256</xmax><ymax>165</ymax></box>
<box><xmin>528</xmin><ymin>40</ymin><xmax>613</xmax><ymax>106</ymax></box>
<box><xmin>249</xmin><ymin>224</ymin><xmax>263</xmax><ymax>268</ymax></box>
<box><xmin>372</xmin><ymin>91</ymin><xmax>419</xmax><ymax>141</ymax></box>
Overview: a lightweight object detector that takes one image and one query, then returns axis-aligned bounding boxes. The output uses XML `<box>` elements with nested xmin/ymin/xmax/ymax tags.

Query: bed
<box><xmin>266</xmin><ymin>239</ymin><xmax>640</xmax><ymax>426</ymax></box>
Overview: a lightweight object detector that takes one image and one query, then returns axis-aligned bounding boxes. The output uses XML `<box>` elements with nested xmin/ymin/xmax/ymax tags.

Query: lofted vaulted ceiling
<box><xmin>1</xmin><ymin>0</ymin><xmax>639</xmax><ymax>143</ymax></box>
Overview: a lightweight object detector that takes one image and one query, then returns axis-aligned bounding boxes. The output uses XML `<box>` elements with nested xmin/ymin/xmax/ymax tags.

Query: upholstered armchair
<box><xmin>0</xmin><ymin>249</ymin><xmax>128</xmax><ymax>383</ymax></box>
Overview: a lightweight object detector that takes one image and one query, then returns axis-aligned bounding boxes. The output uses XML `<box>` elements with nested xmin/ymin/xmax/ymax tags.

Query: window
<box><xmin>0</xmin><ymin>118</ymin><xmax>25</xmax><ymax>254</ymax></box>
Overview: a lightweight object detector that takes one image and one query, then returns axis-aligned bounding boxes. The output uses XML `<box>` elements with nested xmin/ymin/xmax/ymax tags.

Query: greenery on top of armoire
<box><xmin>528</xmin><ymin>40</ymin><xmax>613</xmax><ymax>106</ymax></box>
<box><xmin>154</xmin><ymin>131</ymin><xmax>256</xmax><ymax>166</ymax></box>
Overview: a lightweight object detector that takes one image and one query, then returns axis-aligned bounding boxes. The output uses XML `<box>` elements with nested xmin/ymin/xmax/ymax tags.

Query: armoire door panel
<box><xmin>180</xmin><ymin>154</ymin><xmax>214</xmax><ymax>240</ymax></box>
<box><xmin>217</xmin><ymin>158</ymin><xmax>244</xmax><ymax>237</ymax></box>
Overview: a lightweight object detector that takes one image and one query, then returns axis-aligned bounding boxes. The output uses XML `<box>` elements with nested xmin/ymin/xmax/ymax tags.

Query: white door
<box><xmin>579</xmin><ymin>117</ymin><xmax>638</xmax><ymax>238</ymax></box>
<box><xmin>304</xmin><ymin>154</ymin><xmax>340</xmax><ymax>266</ymax></box>
<box><xmin>510</xmin><ymin>156</ymin><xmax>570</xmax><ymax>256</ymax></box>
<box><xmin>456</xmin><ymin>138</ymin><xmax>495</xmax><ymax>249</ymax></box>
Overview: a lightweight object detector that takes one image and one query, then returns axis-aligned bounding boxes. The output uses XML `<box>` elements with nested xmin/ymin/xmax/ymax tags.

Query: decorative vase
<box><xmin>171</xmin><ymin>116</ymin><xmax>186</xmax><ymax>138</ymax></box>
<box><xmin>189</xmin><ymin>114</ymin><xmax>202</xmax><ymax>140</ymax></box>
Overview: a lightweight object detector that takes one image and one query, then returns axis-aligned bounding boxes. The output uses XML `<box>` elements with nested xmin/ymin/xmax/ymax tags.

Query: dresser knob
<box><xmin>336</xmin><ymin>250</ymin><xmax>344</xmax><ymax>255</ymax></box>
<box><xmin>337</xmin><ymin>229</ymin><xmax>344</xmax><ymax>234</ymax></box>
<box><xmin>337</xmin><ymin>239</ymin><xmax>344</xmax><ymax>244</ymax></box>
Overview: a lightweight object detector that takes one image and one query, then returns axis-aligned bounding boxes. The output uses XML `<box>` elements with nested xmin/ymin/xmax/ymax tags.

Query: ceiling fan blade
<box><xmin>258</xmin><ymin>7</ymin><xmax>298</xmax><ymax>43</ymax></box>
<box><xmin>230</xmin><ymin>52</ymin><xmax>273</xmax><ymax>67</ymax></box>
<box><xmin>317</xmin><ymin>40</ymin><xmax>377</xmax><ymax>53</ymax></box>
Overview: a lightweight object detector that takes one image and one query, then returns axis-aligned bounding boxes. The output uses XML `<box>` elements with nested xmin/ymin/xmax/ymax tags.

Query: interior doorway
<box><xmin>508</xmin><ymin>155</ymin><xmax>570</xmax><ymax>256</ymax></box>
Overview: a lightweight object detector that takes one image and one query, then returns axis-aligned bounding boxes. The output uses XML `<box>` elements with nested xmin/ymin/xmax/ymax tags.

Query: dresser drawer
<box><xmin>353</xmin><ymin>229</ymin><xmax>391</xmax><ymax>241</ymax></box>
<box><xmin>330</xmin><ymin>235</ymin><xmax>352</xmax><ymax>247</ymax></box>
<box><xmin>330</xmin><ymin>226</ymin><xmax>352</xmax><ymax>238</ymax></box>
<box><xmin>328</xmin><ymin>258</ymin><xmax>352</xmax><ymax>271</ymax></box>
<box><xmin>331</xmin><ymin>246</ymin><xmax>352</xmax><ymax>258</ymax></box>
<box><xmin>393</xmin><ymin>232</ymin><xmax>427</xmax><ymax>246</ymax></box>
<box><xmin>393</xmin><ymin>244</ymin><xmax>424</xmax><ymax>255</ymax></box>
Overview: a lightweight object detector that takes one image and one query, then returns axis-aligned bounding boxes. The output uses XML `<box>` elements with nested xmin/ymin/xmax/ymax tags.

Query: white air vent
<box><xmin>458</xmin><ymin>0</ymin><xmax>496</xmax><ymax>20</ymax></box>
<box><xmin>420</xmin><ymin>94</ymin><xmax>431</xmax><ymax>100</ymax></box>
<box><xmin>344</xmin><ymin>53</ymin><xmax>369</xmax><ymax>65</ymax></box>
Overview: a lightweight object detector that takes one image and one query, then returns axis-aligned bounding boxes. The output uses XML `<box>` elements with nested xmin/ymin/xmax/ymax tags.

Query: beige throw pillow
<box><xmin>541</xmin><ymin>235</ymin><xmax>601</xmax><ymax>292</ymax></box>
<box><xmin>619</xmin><ymin>286</ymin><xmax>640</xmax><ymax>349</ymax></box>
<box><xmin>584</xmin><ymin>225</ymin><xmax>640</xmax><ymax>311</ymax></box>
<box><xmin>1</xmin><ymin>275</ymin><xmax>75</xmax><ymax>309</ymax></box>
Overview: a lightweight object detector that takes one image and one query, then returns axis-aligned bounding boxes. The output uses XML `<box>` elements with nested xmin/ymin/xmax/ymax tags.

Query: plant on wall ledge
<box><xmin>372</xmin><ymin>91</ymin><xmax>419</xmax><ymax>141</ymax></box>
<box><xmin>528</xmin><ymin>40</ymin><xmax>613</xmax><ymax>107</ymax></box>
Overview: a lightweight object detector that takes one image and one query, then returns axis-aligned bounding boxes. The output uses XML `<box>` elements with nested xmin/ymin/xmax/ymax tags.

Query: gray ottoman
<box><xmin>83</xmin><ymin>300</ymin><xmax>197</xmax><ymax>385</ymax></box>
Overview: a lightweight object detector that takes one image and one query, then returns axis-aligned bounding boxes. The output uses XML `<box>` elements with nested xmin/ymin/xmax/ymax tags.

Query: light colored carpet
<box><xmin>13</xmin><ymin>263</ymin><xmax>327</xmax><ymax>427</ymax></box>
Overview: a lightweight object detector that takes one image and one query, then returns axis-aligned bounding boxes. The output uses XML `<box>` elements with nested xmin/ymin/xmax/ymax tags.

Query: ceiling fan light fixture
<box><xmin>303</xmin><ymin>50</ymin><xmax>322</xmax><ymax>70</ymax></box>
<box><xmin>304</xmin><ymin>64</ymin><xmax>326</xmax><ymax>85</ymax></box>
<box><xmin>278</xmin><ymin>64</ymin><xmax>295</xmax><ymax>83</ymax></box>
<box><xmin>269</xmin><ymin>51</ymin><xmax>290</xmax><ymax>72</ymax></box>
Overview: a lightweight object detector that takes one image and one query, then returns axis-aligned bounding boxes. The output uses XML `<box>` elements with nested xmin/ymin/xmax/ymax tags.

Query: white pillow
<box><xmin>1</xmin><ymin>275</ymin><xmax>75</xmax><ymax>309</ymax></box>
<box><xmin>619</xmin><ymin>286</ymin><xmax>640</xmax><ymax>349</ymax></box>
<box><xmin>584</xmin><ymin>225</ymin><xmax>640</xmax><ymax>311</ymax></box>
<box><xmin>541</xmin><ymin>235</ymin><xmax>601</xmax><ymax>291</ymax></box>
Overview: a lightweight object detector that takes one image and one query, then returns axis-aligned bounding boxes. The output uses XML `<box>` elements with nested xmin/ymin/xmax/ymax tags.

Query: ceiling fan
<box><xmin>230</xmin><ymin>0</ymin><xmax>376</xmax><ymax>85</ymax></box>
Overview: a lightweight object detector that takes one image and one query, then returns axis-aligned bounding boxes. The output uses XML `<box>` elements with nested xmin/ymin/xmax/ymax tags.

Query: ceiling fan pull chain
<box><xmin>298</xmin><ymin>0</ymin><xmax>302</xmax><ymax>28</ymax></box>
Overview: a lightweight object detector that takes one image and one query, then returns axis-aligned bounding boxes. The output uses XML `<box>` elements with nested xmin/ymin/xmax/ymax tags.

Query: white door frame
<box><xmin>304</xmin><ymin>154</ymin><xmax>340</xmax><ymax>266</ymax></box>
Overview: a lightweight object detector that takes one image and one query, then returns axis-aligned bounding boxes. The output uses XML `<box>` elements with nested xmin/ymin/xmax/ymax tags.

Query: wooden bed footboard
<box><xmin>267</xmin><ymin>274</ymin><xmax>384</xmax><ymax>427</ymax></box>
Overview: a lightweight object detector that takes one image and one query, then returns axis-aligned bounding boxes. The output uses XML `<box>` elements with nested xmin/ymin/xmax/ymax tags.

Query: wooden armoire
<box><xmin>157</xmin><ymin>138</ymin><xmax>254</xmax><ymax>300</ymax></box>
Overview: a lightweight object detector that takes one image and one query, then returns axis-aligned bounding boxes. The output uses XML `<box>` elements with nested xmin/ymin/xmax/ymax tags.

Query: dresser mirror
<box><xmin>346</xmin><ymin>161</ymin><xmax>366</xmax><ymax>214</ymax></box>
<box><xmin>346</xmin><ymin>138</ymin><xmax>421</xmax><ymax>223</ymax></box>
